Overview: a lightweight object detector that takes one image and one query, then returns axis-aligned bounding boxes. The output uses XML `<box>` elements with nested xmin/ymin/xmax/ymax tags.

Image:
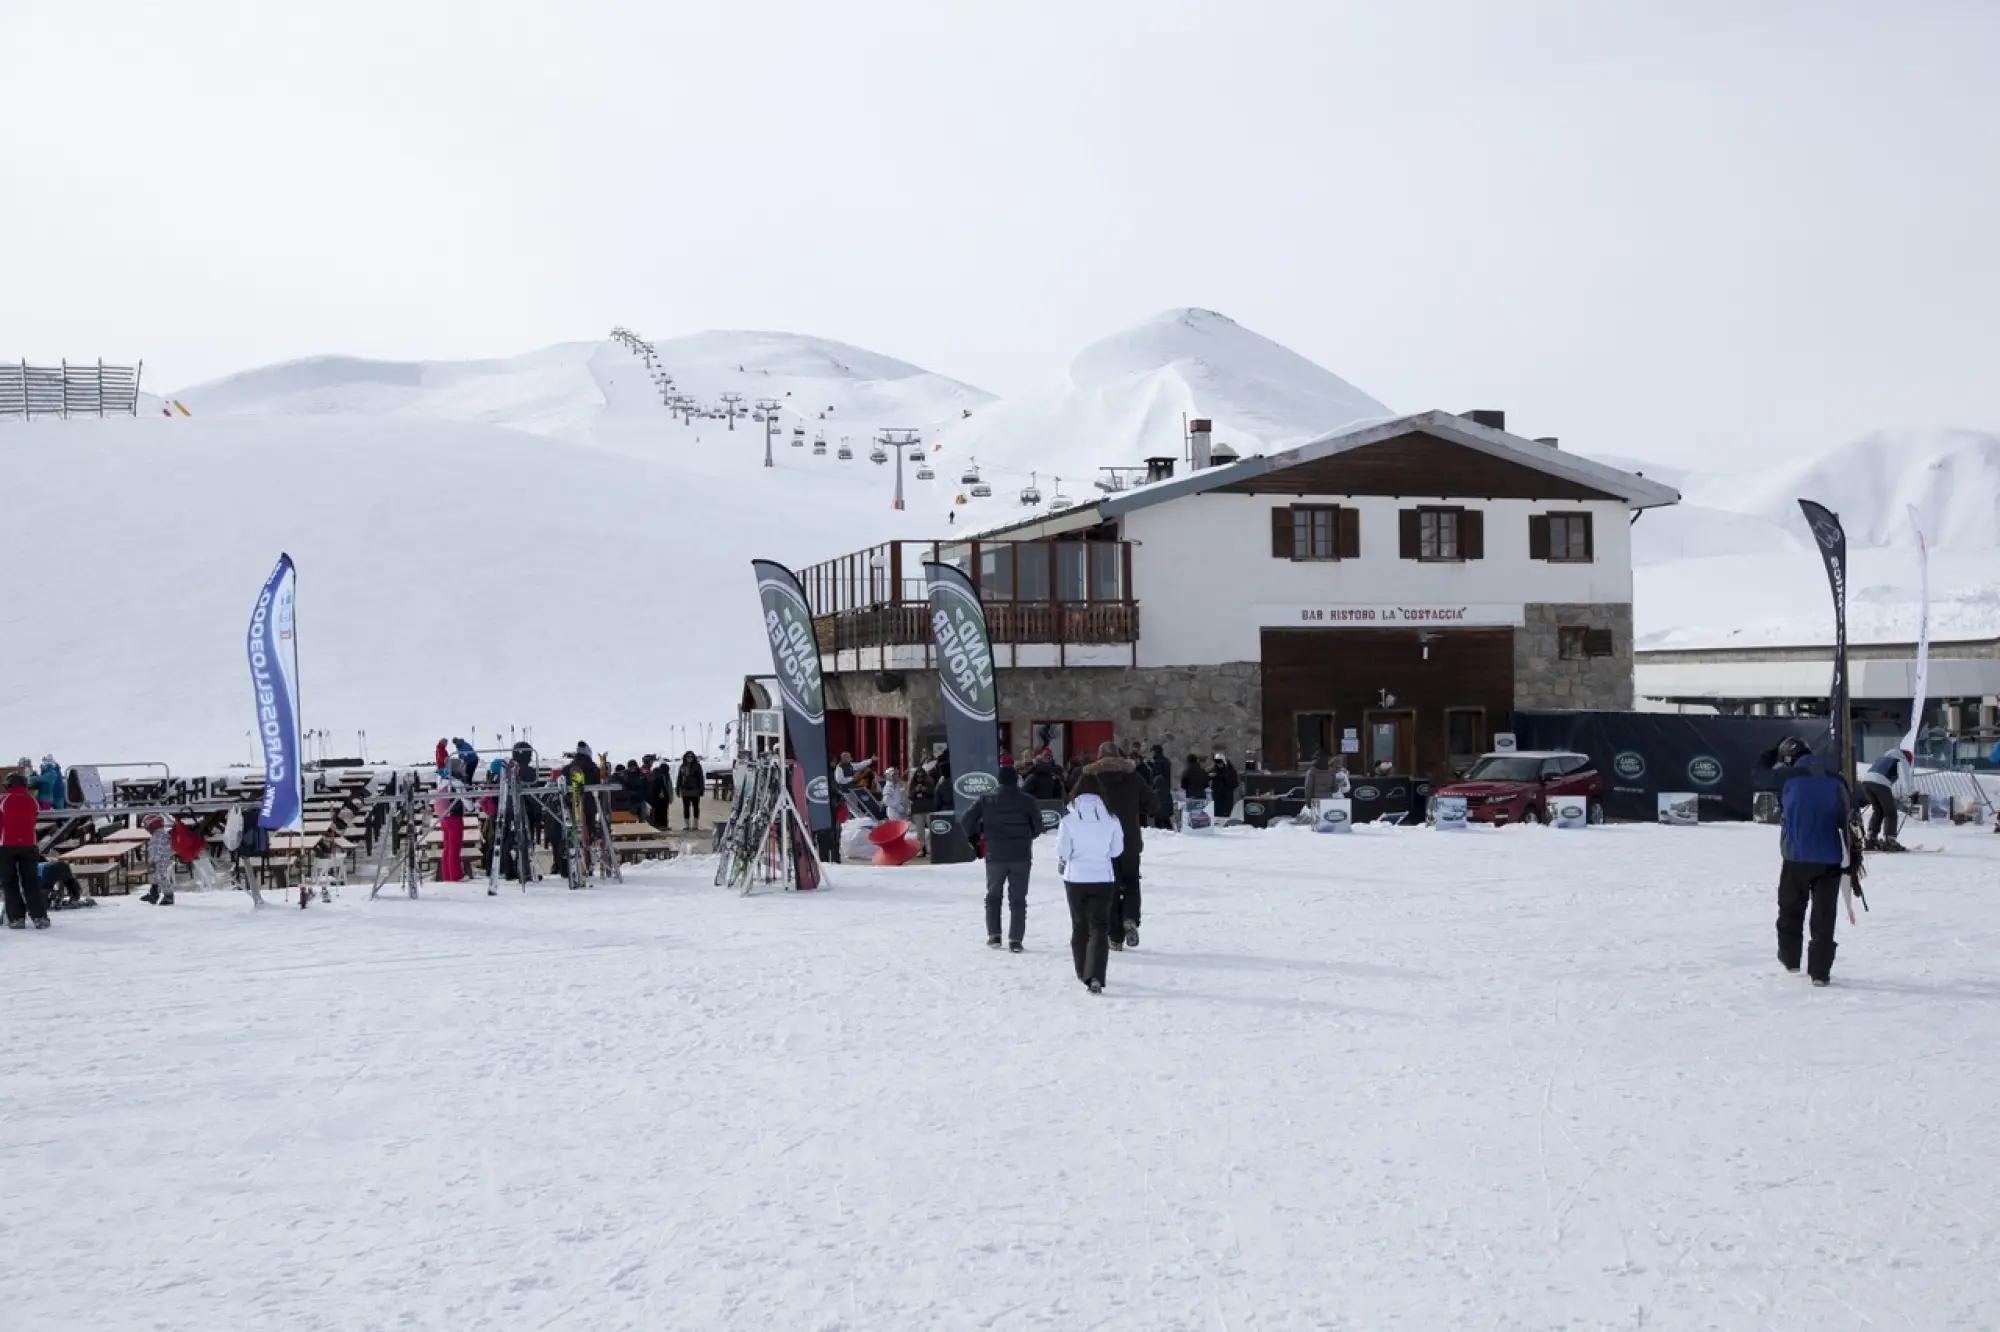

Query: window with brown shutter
<box><xmin>1338</xmin><ymin>507</ymin><xmax>1360</xmax><ymax>559</ymax></box>
<box><xmin>1528</xmin><ymin>514</ymin><xmax>1551</xmax><ymax>560</ymax></box>
<box><xmin>1292</xmin><ymin>505</ymin><xmax>1340</xmax><ymax>559</ymax></box>
<box><xmin>1270</xmin><ymin>506</ymin><xmax>1293</xmax><ymax>558</ymax></box>
<box><xmin>1547</xmin><ymin>512</ymin><xmax>1593</xmax><ymax>562</ymax></box>
<box><xmin>1399</xmin><ymin>508</ymin><xmax>1421</xmax><ymax>559</ymax></box>
<box><xmin>1407</xmin><ymin>506</ymin><xmax>1474</xmax><ymax>560</ymax></box>
<box><xmin>1584</xmin><ymin>627</ymin><xmax>1614</xmax><ymax>657</ymax></box>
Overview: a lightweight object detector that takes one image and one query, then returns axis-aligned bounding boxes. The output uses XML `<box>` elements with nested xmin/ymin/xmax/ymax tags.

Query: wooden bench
<box><xmin>613</xmin><ymin>839</ymin><xmax>675</xmax><ymax>863</ymax></box>
<box><xmin>68</xmin><ymin>862</ymin><xmax>125</xmax><ymax>897</ymax></box>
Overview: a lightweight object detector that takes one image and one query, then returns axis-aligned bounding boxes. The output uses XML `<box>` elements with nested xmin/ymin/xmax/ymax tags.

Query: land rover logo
<box><xmin>1688</xmin><ymin>756</ymin><xmax>1723</xmax><ymax>787</ymax></box>
<box><xmin>1324</xmin><ymin>808</ymin><xmax>1349</xmax><ymax>824</ymax></box>
<box><xmin>755</xmin><ymin>569</ymin><xmax>825</xmax><ymax>723</ymax></box>
<box><xmin>1414</xmin><ymin>782</ymin><xmax>1431</xmax><ymax>796</ymax></box>
<box><xmin>1038</xmin><ymin>807</ymin><xmax>1061</xmax><ymax>831</ymax></box>
<box><xmin>955</xmin><ymin>771</ymin><xmax>998</xmax><ymax>800</ymax></box>
<box><xmin>926</xmin><ymin>575</ymin><xmax>996</xmax><ymax>723</ymax></box>
<box><xmin>930</xmin><ymin>816</ymin><xmax>955</xmax><ymax>836</ymax></box>
<box><xmin>1614</xmin><ymin>751</ymin><xmax>1646</xmax><ymax>780</ymax></box>
<box><xmin>1557</xmin><ymin>800</ymin><xmax>1585</xmax><ymax>818</ymax></box>
<box><xmin>1354</xmin><ymin>785</ymin><xmax>1381</xmax><ymax>802</ymax></box>
<box><xmin>806</xmin><ymin>775</ymin><xmax>830</xmax><ymax>802</ymax></box>
<box><xmin>1244</xmin><ymin>801</ymin><xmax>1265</xmax><ymax>818</ymax></box>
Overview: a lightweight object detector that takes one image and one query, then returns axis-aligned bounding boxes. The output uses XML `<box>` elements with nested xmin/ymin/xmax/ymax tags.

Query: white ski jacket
<box><xmin>1057</xmin><ymin>792</ymin><xmax>1125</xmax><ymax>884</ymax></box>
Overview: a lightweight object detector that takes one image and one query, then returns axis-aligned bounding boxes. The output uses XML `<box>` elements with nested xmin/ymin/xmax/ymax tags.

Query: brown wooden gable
<box><xmin>1215</xmin><ymin>429</ymin><xmax>1622</xmax><ymax>500</ymax></box>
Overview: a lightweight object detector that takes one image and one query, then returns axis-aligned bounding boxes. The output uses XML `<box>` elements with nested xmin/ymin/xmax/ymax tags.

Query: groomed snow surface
<box><xmin>8</xmin><ymin>824</ymin><xmax>1996</xmax><ymax>1330</ymax></box>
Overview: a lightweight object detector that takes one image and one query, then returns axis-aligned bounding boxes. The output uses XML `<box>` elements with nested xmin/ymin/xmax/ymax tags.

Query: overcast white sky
<box><xmin>4</xmin><ymin>0</ymin><xmax>1995</xmax><ymax>467</ymax></box>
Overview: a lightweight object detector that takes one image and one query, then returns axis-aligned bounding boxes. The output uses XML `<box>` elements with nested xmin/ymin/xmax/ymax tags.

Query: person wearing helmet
<box><xmin>1857</xmin><ymin>746</ymin><xmax>1913</xmax><ymax>852</ymax></box>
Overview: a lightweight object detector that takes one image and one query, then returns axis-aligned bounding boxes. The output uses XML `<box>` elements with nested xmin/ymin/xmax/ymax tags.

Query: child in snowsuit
<box><xmin>141</xmin><ymin>815</ymin><xmax>177</xmax><ymax>905</ymax></box>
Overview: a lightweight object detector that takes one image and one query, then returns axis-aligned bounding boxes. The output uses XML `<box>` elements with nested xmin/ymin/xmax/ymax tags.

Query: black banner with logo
<box><xmin>923</xmin><ymin>562</ymin><xmax>1003</xmax><ymax>814</ymax></box>
<box><xmin>1797</xmin><ymin>499</ymin><xmax>1852</xmax><ymax>774</ymax></box>
<box><xmin>1513</xmin><ymin>711</ymin><xmax>1836</xmax><ymax>822</ymax></box>
<box><xmin>751</xmin><ymin>559</ymin><xmax>833</xmax><ymax>831</ymax></box>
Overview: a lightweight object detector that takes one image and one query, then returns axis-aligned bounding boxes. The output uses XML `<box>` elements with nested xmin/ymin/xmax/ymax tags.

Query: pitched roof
<box><xmin>1096</xmin><ymin>410</ymin><xmax>1681</xmax><ymax>517</ymax></box>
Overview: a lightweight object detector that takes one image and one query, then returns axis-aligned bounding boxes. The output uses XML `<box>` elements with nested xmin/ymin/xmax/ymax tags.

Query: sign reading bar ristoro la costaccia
<box><xmin>1258</xmin><ymin>604</ymin><xmax>1527</xmax><ymax>628</ymax></box>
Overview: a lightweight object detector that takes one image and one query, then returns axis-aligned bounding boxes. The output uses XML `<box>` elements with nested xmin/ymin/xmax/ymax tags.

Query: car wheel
<box><xmin>1518</xmin><ymin>805</ymin><xmax>1541</xmax><ymax>826</ymax></box>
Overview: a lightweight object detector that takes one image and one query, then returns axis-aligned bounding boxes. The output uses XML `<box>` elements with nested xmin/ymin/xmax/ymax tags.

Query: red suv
<box><xmin>1431</xmin><ymin>751</ymin><xmax>1604</xmax><ymax>825</ymax></box>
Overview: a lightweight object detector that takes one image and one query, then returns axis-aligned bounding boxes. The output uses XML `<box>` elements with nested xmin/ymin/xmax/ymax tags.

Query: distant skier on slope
<box><xmin>1857</xmin><ymin>746</ymin><xmax>1913</xmax><ymax>852</ymax></box>
<box><xmin>1764</xmin><ymin>736</ymin><xmax>1864</xmax><ymax>986</ymax></box>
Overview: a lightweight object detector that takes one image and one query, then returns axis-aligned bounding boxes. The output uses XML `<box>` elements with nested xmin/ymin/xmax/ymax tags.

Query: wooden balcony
<box><xmin>813</xmin><ymin>600</ymin><xmax>1139</xmax><ymax>654</ymax></box>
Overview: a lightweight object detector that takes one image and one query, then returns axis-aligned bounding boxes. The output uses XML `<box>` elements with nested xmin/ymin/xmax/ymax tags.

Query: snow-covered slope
<box><xmin>928</xmin><ymin>308</ymin><xmax>1391</xmax><ymax>517</ymax></box>
<box><xmin>1620</xmin><ymin>429</ymin><xmax>2000</xmax><ymax>648</ymax></box>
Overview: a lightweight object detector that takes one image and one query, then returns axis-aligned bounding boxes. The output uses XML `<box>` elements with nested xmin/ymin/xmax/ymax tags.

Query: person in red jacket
<box><xmin>1</xmin><ymin>772</ymin><xmax>51</xmax><ymax>928</ymax></box>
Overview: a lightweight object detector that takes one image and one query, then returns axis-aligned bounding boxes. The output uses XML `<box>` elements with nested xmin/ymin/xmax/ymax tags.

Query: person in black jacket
<box><xmin>1143</xmin><ymin>745</ymin><xmax>1173</xmax><ymax>830</ymax></box>
<box><xmin>1208</xmin><ymin>753</ymin><xmax>1240</xmax><ymax>819</ymax></box>
<box><xmin>675</xmin><ymin>751</ymin><xmax>706</xmax><ymax>829</ymax></box>
<box><xmin>1070</xmin><ymin>742</ymin><xmax>1155</xmax><ymax>948</ymax></box>
<box><xmin>647</xmin><ymin>760</ymin><xmax>674</xmax><ymax>829</ymax></box>
<box><xmin>1180</xmin><ymin>754</ymin><xmax>1208</xmax><ymax>799</ymax></box>
<box><xmin>960</xmin><ymin>765</ymin><xmax>1043</xmax><ymax>951</ymax></box>
<box><xmin>1022</xmin><ymin>749</ymin><xmax>1065</xmax><ymax>801</ymax></box>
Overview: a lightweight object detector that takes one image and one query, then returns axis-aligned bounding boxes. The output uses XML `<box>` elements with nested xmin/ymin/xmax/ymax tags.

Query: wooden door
<box><xmin>1364</xmin><ymin>709</ymin><xmax>1416</xmax><ymax>775</ymax></box>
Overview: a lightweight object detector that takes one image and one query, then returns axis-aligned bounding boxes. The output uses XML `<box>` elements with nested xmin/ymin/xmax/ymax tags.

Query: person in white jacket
<box><xmin>1057</xmin><ymin>790</ymin><xmax>1125</xmax><ymax>994</ymax></box>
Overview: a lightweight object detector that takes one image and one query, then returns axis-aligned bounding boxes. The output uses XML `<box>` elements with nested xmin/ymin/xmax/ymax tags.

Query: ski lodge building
<box><xmin>792</xmin><ymin>410</ymin><xmax>1680</xmax><ymax>783</ymax></box>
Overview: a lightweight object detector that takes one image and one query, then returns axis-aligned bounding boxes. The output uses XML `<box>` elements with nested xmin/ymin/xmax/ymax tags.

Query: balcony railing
<box><xmin>814</xmin><ymin>600</ymin><xmax>1139</xmax><ymax>654</ymax></box>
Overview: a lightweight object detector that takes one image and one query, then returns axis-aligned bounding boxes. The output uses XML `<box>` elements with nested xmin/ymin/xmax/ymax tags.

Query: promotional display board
<box><xmin>1432</xmin><ymin>795</ymin><xmax>1469</xmax><ymax>830</ymax></box>
<box><xmin>246</xmin><ymin>553</ymin><xmax>303</xmax><ymax>832</ymax></box>
<box><xmin>750</xmin><ymin>560</ymin><xmax>833</xmax><ymax>832</ymax></box>
<box><xmin>1551</xmin><ymin>795</ymin><xmax>1590</xmax><ymax>829</ymax></box>
<box><xmin>1313</xmin><ymin>797</ymin><xmax>1353</xmax><ymax>833</ymax></box>
<box><xmin>922</xmin><ymin>562</ymin><xmax>1002</xmax><ymax>813</ymax></box>
<box><xmin>1513</xmin><ymin>712</ymin><xmax>1835</xmax><ymax>823</ymax></box>
<box><xmin>1658</xmin><ymin>793</ymin><xmax>1700</xmax><ymax>826</ymax></box>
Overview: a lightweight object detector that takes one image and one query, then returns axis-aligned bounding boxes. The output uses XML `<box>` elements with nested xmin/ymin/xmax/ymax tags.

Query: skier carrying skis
<box><xmin>1857</xmin><ymin>746</ymin><xmax>1913</xmax><ymax>851</ymax></box>
<box><xmin>1769</xmin><ymin>737</ymin><xmax>1864</xmax><ymax>986</ymax></box>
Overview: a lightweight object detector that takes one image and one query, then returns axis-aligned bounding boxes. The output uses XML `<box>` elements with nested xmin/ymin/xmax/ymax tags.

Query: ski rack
<box><xmin>714</xmin><ymin>709</ymin><xmax>823</xmax><ymax>896</ymax></box>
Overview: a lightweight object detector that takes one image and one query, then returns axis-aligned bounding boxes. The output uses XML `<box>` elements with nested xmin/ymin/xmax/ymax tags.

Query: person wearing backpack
<box><xmin>1057</xmin><ymin>789</ymin><xmax>1125</xmax><ymax>994</ymax></box>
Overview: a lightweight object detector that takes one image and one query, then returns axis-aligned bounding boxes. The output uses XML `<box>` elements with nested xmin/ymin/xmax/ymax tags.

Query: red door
<box><xmin>1070</xmin><ymin>720</ymin><xmax>1115</xmax><ymax>760</ymax></box>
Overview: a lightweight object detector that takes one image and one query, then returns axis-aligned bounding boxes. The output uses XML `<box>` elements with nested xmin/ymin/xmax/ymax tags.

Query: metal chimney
<box><xmin>1189</xmin><ymin>418</ymin><xmax>1213</xmax><ymax>469</ymax></box>
<box><xmin>1144</xmin><ymin>456</ymin><xmax>1176</xmax><ymax>484</ymax></box>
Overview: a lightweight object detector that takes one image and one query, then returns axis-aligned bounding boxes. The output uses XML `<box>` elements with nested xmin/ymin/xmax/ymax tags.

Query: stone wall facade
<box><xmin>827</xmin><ymin>663</ymin><xmax>1264</xmax><ymax>761</ymax></box>
<box><xmin>1515</xmin><ymin>602</ymin><xmax>1634</xmax><ymax>711</ymax></box>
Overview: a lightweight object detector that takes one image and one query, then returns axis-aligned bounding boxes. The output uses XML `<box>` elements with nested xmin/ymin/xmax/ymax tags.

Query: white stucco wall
<box><xmin>1124</xmin><ymin>493</ymin><xmax>1635</xmax><ymax>667</ymax></box>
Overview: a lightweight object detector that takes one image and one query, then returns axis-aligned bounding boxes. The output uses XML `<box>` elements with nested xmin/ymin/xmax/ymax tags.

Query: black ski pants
<box><xmin>985</xmin><ymin>859</ymin><xmax>1030</xmax><ymax>944</ymax></box>
<box><xmin>681</xmin><ymin>795</ymin><xmax>701</xmax><ymax>827</ymax></box>
<box><xmin>1066</xmin><ymin>880</ymin><xmax>1115</xmax><ymax>985</ymax></box>
<box><xmin>1</xmin><ymin>846</ymin><xmax>48</xmax><ymax>923</ymax></box>
<box><xmin>1777</xmin><ymin>860</ymin><xmax>1842</xmax><ymax>981</ymax></box>
<box><xmin>1111</xmin><ymin>855</ymin><xmax>1142</xmax><ymax>928</ymax></box>
<box><xmin>1861</xmin><ymin>782</ymin><xmax>1899</xmax><ymax>841</ymax></box>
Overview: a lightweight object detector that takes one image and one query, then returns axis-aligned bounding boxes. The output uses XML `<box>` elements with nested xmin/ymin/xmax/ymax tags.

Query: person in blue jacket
<box><xmin>1768</xmin><ymin>738</ymin><xmax>1864</xmax><ymax>986</ymax></box>
<box><xmin>34</xmin><ymin>756</ymin><xmax>65</xmax><ymax>810</ymax></box>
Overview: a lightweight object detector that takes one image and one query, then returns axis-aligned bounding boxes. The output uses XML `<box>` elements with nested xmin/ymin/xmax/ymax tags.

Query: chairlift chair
<box><xmin>837</xmin><ymin>439</ymin><xmax>854</xmax><ymax>460</ymax></box>
<box><xmin>812</xmin><ymin>436</ymin><xmax>827</xmax><ymax>456</ymax></box>
<box><xmin>1051</xmin><ymin>477</ymin><xmax>1072</xmax><ymax>507</ymax></box>
<box><xmin>915</xmin><ymin>459</ymin><xmax>935</xmax><ymax>481</ymax></box>
<box><xmin>792</xmin><ymin>426</ymin><xmax>805</xmax><ymax>440</ymax></box>
<box><xmin>869</xmin><ymin>442</ymin><xmax>889</xmax><ymax>465</ymax></box>
<box><xmin>1019</xmin><ymin>472</ymin><xmax>1043</xmax><ymax>506</ymax></box>
<box><xmin>907</xmin><ymin>443</ymin><xmax>926</xmax><ymax>462</ymax></box>
<box><xmin>960</xmin><ymin>460</ymin><xmax>982</xmax><ymax>487</ymax></box>
<box><xmin>970</xmin><ymin>480</ymin><xmax>993</xmax><ymax>498</ymax></box>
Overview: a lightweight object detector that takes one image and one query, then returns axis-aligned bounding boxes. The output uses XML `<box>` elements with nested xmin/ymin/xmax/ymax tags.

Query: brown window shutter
<box><xmin>1461</xmin><ymin>508</ymin><xmax>1484</xmax><ymax>560</ymax></box>
<box><xmin>1271</xmin><ymin>506</ymin><xmax>1293</xmax><ymax>559</ymax></box>
<box><xmin>1398</xmin><ymin>508</ymin><xmax>1420</xmax><ymax>559</ymax></box>
<box><xmin>1581</xmin><ymin>512</ymin><xmax>1595</xmax><ymax>560</ymax></box>
<box><xmin>1584</xmin><ymin>627</ymin><xmax>1614</xmax><ymax>657</ymax></box>
<box><xmin>1337</xmin><ymin>506</ymin><xmax>1360</xmax><ymax>560</ymax></box>
<box><xmin>1528</xmin><ymin>514</ymin><xmax>1550</xmax><ymax>561</ymax></box>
